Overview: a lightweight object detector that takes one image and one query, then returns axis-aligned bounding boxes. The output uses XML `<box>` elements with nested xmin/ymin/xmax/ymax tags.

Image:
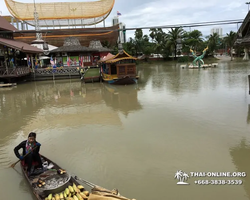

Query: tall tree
<box><xmin>123</xmin><ymin>37</ymin><xmax>136</xmax><ymax>56</ymax></box>
<box><xmin>133</xmin><ymin>29</ymin><xmax>144</xmax><ymax>56</ymax></box>
<box><xmin>149</xmin><ymin>28</ymin><xmax>167</xmax><ymax>56</ymax></box>
<box><xmin>207</xmin><ymin>32</ymin><xmax>220</xmax><ymax>56</ymax></box>
<box><xmin>167</xmin><ymin>27</ymin><xmax>184</xmax><ymax>59</ymax></box>
<box><xmin>184</xmin><ymin>30</ymin><xmax>203</xmax><ymax>52</ymax></box>
<box><xmin>224</xmin><ymin>31</ymin><xmax>237</xmax><ymax>61</ymax></box>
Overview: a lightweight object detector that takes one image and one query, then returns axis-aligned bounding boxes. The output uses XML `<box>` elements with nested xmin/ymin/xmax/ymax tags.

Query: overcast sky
<box><xmin>0</xmin><ymin>0</ymin><xmax>248</xmax><ymax>39</ymax></box>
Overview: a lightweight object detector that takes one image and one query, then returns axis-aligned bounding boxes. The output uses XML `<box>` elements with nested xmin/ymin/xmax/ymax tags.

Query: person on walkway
<box><xmin>14</xmin><ymin>132</ymin><xmax>43</xmax><ymax>175</ymax></box>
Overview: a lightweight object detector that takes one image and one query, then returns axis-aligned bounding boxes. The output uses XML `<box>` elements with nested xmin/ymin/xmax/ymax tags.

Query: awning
<box><xmin>99</xmin><ymin>53</ymin><xmax>115</xmax><ymax>62</ymax></box>
<box><xmin>0</xmin><ymin>38</ymin><xmax>43</xmax><ymax>53</ymax></box>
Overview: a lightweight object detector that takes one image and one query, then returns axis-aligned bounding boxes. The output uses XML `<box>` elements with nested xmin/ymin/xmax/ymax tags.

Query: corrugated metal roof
<box><xmin>0</xmin><ymin>16</ymin><xmax>17</xmax><ymax>31</ymax></box>
<box><xmin>0</xmin><ymin>38</ymin><xmax>43</xmax><ymax>53</ymax></box>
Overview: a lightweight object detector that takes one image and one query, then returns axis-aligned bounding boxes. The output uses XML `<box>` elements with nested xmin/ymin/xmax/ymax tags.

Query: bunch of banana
<box><xmin>45</xmin><ymin>183</ymin><xmax>89</xmax><ymax>200</ymax></box>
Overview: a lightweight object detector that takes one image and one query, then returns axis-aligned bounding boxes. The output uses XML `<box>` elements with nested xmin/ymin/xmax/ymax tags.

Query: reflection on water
<box><xmin>19</xmin><ymin>178</ymin><xmax>30</xmax><ymax>194</ymax></box>
<box><xmin>230</xmin><ymin>139</ymin><xmax>250</xmax><ymax>199</ymax></box>
<box><xmin>0</xmin><ymin>81</ymin><xmax>143</xmax><ymax>141</ymax></box>
<box><xmin>102</xmin><ymin>84</ymin><xmax>142</xmax><ymax>116</ymax></box>
<box><xmin>1</xmin><ymin>60</ymin><xmax>250</xmax><ymax>200</ymax></box>
<box><xmin>247</xmin><ymin>105</ymin><xmax>250</xmax><ymax>124</ymax></box>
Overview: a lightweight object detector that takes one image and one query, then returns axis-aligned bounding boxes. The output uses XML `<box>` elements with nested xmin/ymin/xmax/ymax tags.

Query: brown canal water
<box><xmin>1</xmin><ymin>60</ymin><xmax>250</xmax><ymax>200</ymax></box>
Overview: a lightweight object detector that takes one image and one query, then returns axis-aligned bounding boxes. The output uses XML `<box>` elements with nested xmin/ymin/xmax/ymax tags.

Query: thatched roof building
<box><xmin>50</xmin><ymin>37</ymin><xmax>98</xmax><ymax>67</ymax></box>
<box><xmin>51</xmin><ymin>37</ymin><xmax>97</xmax><ymax>53</ymax></box>
<box><xmin>89</xmin><ymin>40</ymin><xmax>112</xmax><ymax>53</ymax></box>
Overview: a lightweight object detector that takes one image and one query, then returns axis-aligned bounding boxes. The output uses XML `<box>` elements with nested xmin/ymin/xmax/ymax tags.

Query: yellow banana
<box><xmin>69</xmin><ymin>185</ymin><xmax>74</xmax><ymax>193</ymax></box>
<box><xmin>73</xmin><ymin>195</ymin><xmax>79</xmax><ymax>200</ymax></box>
<box><xmin>79</xmin><ymin>192</ymin><xmax>87</xmax><ymax>199</ymax></box>
<box><xmin>77</xmin><ymin>193</ymin><xmax>83</xmax><ymax>200</ymax></box>
<box><xmin>59</xmin><ymin>192</ymin><xmax>64</xmax><ymax>199</ymax></box>
<box><xmin>77</xmin><ymin>185</ymin><xmax>84</xmax><ymax>190</ymax></box>
<box><xmin>83</xmin><ymin>191</ymin><xmax>89</xmax><ymax>196</ymax></box>
<box><xmin>65</xmin><ymin>188</ymin><xmax>70</xmax><ymax>195</ymax></box>
<box><xmin>48</xmin><ymin>194</ymin><xmax>53</xmax><ymax>200</ymax></box>
<box><xmin>73</xmin><ymin>183</ymin><xmax>80</xmax><ymax>193</ymax></box>
<box><xmin>55</xmin><ymin>194</ymin><xmax>60</xmax><ymax>200</ymax></box>
<box><xmin>64</xmin><ymin>191</ymin><xmax>67</xmax><ymax>198</ymax></box>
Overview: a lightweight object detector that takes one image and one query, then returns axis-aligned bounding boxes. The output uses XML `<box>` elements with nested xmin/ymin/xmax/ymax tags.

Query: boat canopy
<box><xmin>4</xmin><ymin>0</ymin><xmax>115</xmax><ymax>27</ymax></box>
<box><xmin>100</xmin><ymin>50</ymin><xmax>137</xmax><ymax>63</ymax></box>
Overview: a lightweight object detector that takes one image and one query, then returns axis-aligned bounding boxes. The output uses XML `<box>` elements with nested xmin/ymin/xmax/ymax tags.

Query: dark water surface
<box><xmin>1</xmin><ymin>60</ymin><xmax>250</xmax><ymax>200</ymax></box>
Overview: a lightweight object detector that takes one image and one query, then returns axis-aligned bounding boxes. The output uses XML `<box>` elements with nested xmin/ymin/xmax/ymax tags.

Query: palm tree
<box><xmin>149</xmin><ymin>28</ymin><xmax>157</xmax><ymax>43</ymax></box>
<box><xmin>149</xmin><ymin>28</ymin><xmax>167</xmax><ymax>56</ymax></box>
<box><xmin>184</xmin><ymin>30</ymin><xmax>203</xmax><ymax>51</ymax></box>
<box><xmin>224</xmin><ymin>31</ymin><xmax>237</xmax><ymax>61</ymax></box>
<box><xmin>167</xmin><ymin>27</ymin><xmax>184</xmax><ymax>59</ymax></box>
<box><xmin>208</xmin><ymin>32</ymin><xmax>219</xmax><ymax>56</ymax></box>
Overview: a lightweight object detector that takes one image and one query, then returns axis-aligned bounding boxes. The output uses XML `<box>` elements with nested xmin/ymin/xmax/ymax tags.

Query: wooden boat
<box><xmin>99</xmin><ymin>50</ymin><xmax>139</xmax><ymax>85</ymax></box>
<box><xmin>0</xmin><ymin>83</ymin><xmax>17</xmax><ymax>87</ymax></box>
<box><xmin>21</xmin><ymin>155</ymin><xmax>133</xmax><ymax>200</ymax></box>
<box><xmin>80</xmin><ymin>66</ymin><xmax>101</xmax><ymax>83</ymax></box>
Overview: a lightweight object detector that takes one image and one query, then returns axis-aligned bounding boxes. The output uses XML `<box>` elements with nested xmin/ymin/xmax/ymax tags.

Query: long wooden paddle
<box><xmin>74</xmin><ymin>176</ymin><xmax>133</xmax><ymax>200</ymax></box>
<box><xmin>74</xmin><ymin>176</ymin><xmax>123</xmax><ymax>196</ymax></box>
<box><xmin>10</xmin><ymin>146</ymin><xmax>38</xmax><ymax>168</ymax></box>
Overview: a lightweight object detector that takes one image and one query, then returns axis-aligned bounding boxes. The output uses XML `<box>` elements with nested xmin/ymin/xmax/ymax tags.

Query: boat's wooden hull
<box><xmin>103</xmin><ymin>76</ymin><xmax>138</xmax><ymax>85</ymax></box>
<box><xmin>20</xmin><ymin>155</ymin><xmax>87</xmax><ymax>200</ymax></box>
<box><xmin>20</xmin><ymin>154</ymin><xmax>133</xmax><ymax>200</ymax></box>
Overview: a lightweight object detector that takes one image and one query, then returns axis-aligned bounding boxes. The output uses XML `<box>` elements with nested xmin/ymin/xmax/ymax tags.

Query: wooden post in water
<box><xmin>249</xmin><ymin>75</ymin><xmax>250</xmax><ymax>95</ymax></box>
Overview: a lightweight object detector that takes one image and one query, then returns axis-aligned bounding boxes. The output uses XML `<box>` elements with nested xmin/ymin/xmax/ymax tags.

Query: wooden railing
<box><xmin>34</xmin><ymin>67</ymin><xmax>79</xmax><ymax>75</ymax></box>
<box><xmin>0</xmin><ymin>67</ymin><xmax>31</xmax><ymax>77</ymax></box>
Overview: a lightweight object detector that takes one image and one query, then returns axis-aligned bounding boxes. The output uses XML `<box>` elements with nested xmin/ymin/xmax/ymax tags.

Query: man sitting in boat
<box><xmin>14</xmin><ymin>132</ymin><xmax>43</xmax><ymax>176</ymax></box>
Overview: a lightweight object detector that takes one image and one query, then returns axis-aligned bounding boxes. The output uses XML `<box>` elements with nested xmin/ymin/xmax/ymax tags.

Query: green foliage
<box><xmin>166</xmin><ymin>27</ymin><xmax>185</xmax><ymax>59</ymax></box>
<box><xmin>224</xmin><ymin>31</ymin><xmax>237</xmax><ymax>60</ymax></box>
<box><xmin>207</xmin><ymin>32</ymin><xmax>219</xmax><ymax>55</ymax></box>
<box><xmin>122</xmin><ymin>28</ymin><xmax>237</xmax><ymax>62</ymax></box>
<box><xmin>183</xmin><ymin>30</ymin><xmax>203</xmax><ymax>51</ymax></box>
<box><xmin>135</xmin><ymin>29</ymin><xmax>143</xmax><ymax>40</ymax></box>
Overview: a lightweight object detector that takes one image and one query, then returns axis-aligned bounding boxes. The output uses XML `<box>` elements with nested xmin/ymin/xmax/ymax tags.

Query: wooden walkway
<box><xmin>0</xmin><ymin>66</ymin><xmax>90</xmax><ymax>81</ymax></box>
